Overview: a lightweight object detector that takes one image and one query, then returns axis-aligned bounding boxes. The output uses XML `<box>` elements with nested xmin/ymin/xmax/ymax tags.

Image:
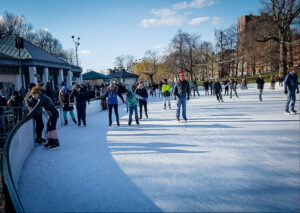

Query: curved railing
<box><xmin>1</xmin><ymin>117</ymin><xmax>30</xmax><ymax>212</ymax></box>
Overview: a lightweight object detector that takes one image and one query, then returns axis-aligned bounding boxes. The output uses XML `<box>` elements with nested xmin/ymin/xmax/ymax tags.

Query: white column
<box><xmin>16</xmin><ymin>68</ymin><xmax>22</xmax><ymax>91</ymax></box>
<box><xmin>58</xmin><ymin>69</ymin><xmax>64</xmax><ymax>88</ymax></box>
<box><xmin>79</xmin><ymin>73</ymin><xmax>83</xmax><ymax>84</ymax></box>
<box><xmin>43</xmin><ymin>67</ymin><xmax>49</xmax><ymax>85</ymax></box>
<box><xmin>29</xmin><ymin>66</ymin><xmax>37</xmax><ymax>84</ymax></box>
<box><xmin>66</xmin><ymin>70</ymin><xmax>72</xmax><ymax>88</ymax></box>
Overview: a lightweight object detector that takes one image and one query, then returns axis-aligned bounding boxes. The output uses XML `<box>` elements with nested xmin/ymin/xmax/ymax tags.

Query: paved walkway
<box><xmin>18</xmin><ymin>85</ymin><xmax>300</xmax><ymax>212</ymax></box>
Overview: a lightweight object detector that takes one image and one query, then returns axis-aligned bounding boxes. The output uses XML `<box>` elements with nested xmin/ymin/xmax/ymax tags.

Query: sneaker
<box><xmin>284</xmin><ymin>110</ymin><xmax>290</xmax><ymax>115</ymax></box>
<box><xmin>44</xmin><ymin>140</ymin><xmax>52</xmax><ymax>149</ymax></box>
<box><xmin>289</xmin><ymin>110</ymin><xmax>296</xmax><ymax>115</ymax></box>
<box><xmin>290</xmin><ymin>109</ymin><xmax>297</xmax><ymax>113</ymax></box>
<box><xmin>48</xmin><ymin>142</ymin><xmax>60</xmax><ymax>150</ymax></box>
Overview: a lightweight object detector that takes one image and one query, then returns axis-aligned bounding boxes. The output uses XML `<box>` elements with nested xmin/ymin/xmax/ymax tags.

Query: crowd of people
<box><xmin>0</xmin><ymin>67</ymin><xmax>298</xmax><ymax>150</ymax></box>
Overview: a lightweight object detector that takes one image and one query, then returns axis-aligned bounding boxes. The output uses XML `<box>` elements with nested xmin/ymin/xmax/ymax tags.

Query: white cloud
<box><xmin>189</xmin><ymin>16</ymin><xmax>221</xmax><ymax>25</ymax></box>
<box><xmin>141</xmin><ymin>8</ymin><xmax>186</xmax><ymax>28</ymax></box>
<box><xmin>151</xmin><ymin>9</ymin><xmax>177</xmax><ymax>18</ymax></box>
<box><xmin>0</xmin><ymin>16</ymin><xmax>4</xmax><ymax>23</ymax></box>
<box><xmin>173</xmin><ymin>0</ymin><xmax>214</xmax><ymax>10</ymax></box>
<box><xmin>43</xmin><ymin>28</ymin><xmax>50</xmax><ymax>32</ymax></box>
<box><xmin>189</xmin><ymin>16</ymin><xmax>210</xmax><ymax>24</ymax></box>
<box><xmin>79</xmin><ymin>50</ymin><xmax>91</xmax><ymax>54</ymax></box>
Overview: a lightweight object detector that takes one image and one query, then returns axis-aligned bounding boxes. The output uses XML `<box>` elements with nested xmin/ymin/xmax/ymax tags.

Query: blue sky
<box><xmin>1</xmin><ymin>0</ymin><xmax>262</xmax><ymax>72</ymax></box>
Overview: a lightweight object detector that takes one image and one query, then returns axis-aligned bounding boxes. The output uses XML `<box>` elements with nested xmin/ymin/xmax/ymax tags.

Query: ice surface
<box><xmin>18</xmin><ymin>84</ymin><xmax>300</xmax><ymax>212</ymax></box>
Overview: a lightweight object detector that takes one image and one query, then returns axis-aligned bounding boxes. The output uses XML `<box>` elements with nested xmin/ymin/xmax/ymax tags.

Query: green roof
<box><xmin>82</xmin><ymin>71</ymin><xmax>110</xmax><ymax>80</ymax></box>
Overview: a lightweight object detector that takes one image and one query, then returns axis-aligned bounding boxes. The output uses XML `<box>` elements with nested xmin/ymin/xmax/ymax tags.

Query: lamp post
<box><xmin>71</xmin><ymin>35</ymin><xmax>80</xmax><ymax>66</ymax></box>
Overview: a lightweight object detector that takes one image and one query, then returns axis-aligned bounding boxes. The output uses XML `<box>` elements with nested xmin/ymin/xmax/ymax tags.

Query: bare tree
<box><xmin>170</xmin><ymin>30</ymin><xmax>202</xmax><ymax>81</ymax></box>
<box><xmin>257</xmin><ymin>0</ymin><xmax>300</xmax><ymax>77</ymax></box>
<box><xmin>142</xmin><ymin>50</ymin><xmax>160</xmax><ymax>83</ymax></box>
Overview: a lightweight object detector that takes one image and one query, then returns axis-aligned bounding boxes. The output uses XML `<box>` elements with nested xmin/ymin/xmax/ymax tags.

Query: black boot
<box><xmin>64</xmin><ymin>120</ymin><xmax>68</xmax><ymax>125</ymax></box>
<box><xmin>48</xmin><ymin>139</ymin><xmax>60</xmax><ymax>150</ymax></box>
<box><xmin>44</xmin><ymin>139</ymin><xmax>53</xmax><ymax>149</ymax></box>
<box><xmin>73</xmin><ymin>118</ymin><xmax>77</xmax><ymax>124</ymax></box>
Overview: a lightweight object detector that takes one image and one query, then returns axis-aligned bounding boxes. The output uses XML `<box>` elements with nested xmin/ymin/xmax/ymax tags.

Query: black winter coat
<box><xmin>70</xmin><ymin>88</ymin><xmax>90</xmax><ymax>104</ymax></box>
<box><xmin>256</xmin><ymin>78</ymin><xmax>265</xmax><ymax>89</ymax></box>
<box><xmin>135</xmin><ymin>87</ymin><xmax>148</xmax><ymax>99</ymax></box>
<box><xmin>59</xmin><ymin>89</ymin><xmax>74</xmax><ymax>111</ymax></box>
<box><xmin>174</xmin><ymin>80</ymin><xmax>190</xmax><ymax>99</ymax></box>
<box><xmin>213</xmin><ymin>82</ymin><xmax>222</xmax><ymax>93</ymax></box>
<box><xmin>27</xmin><ymin>94</ymin><xmax>58</xmax><ymax>119</ymax></box>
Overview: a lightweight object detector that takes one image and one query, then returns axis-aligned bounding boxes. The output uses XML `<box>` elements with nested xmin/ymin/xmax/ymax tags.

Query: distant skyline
<box><xmin>1</xmin><ymin>0</ymin><xmax>262</xmax><ymax>72</ymax></box>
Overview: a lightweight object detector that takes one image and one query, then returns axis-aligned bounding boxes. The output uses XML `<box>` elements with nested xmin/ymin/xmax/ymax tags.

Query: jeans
<box><xmin>176</xmin><ymin>97</ymin><xmax>187</xmax><ymax>119</ymax></box>
<box><xmin>258</xmin><ymin>89</ymin><xmax>263</xmax><ymax>101</ymax></box>
<box><xmin>63</xmin><ymin>110</ymin><xmax>75</xmax><ymax>121</ymax></box>
<box><xmin>128</xmin><ymin>105</ymin><xmax>138</xmax><ymax>124</ymax></box>
<box><xmin>285</xmin><ymin>90</ymin><xmax>296</xmax><ymax>111</ymax></box>
<box><xmin>230</xmin><ymin>89</ymin><xmax>239</xmax><ymax>99</ymax></box>
<box><xmin>76</xmin><ymin>102</ymin><xmax>87</xmax><ymax>125</ymax></box>
<box><xmin>108</xmin><ymin>104</ymin><xmax>119</xmax><ymax>126</ymax></box>
<box><xmin>164</xmin><ymin>96</ymin><xmax>171</xmax><ymax>107</ymax></box>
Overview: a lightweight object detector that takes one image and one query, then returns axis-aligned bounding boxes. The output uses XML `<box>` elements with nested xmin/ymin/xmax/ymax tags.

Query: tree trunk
<box><xmin>279</xmin><ymin>40</ymin><xmax>287</xmax><ymax>78</ymax></box>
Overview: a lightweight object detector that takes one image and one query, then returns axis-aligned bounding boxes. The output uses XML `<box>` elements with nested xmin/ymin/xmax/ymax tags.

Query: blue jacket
<box><xmin>103</xmin><ymin>87</ymin><xmax>125</xmax><ymax>105</ymax></box>
<box><xmin>284</xmin><ymin>72</ymin><xmax>299</xmax><ymax>91</ymax></box>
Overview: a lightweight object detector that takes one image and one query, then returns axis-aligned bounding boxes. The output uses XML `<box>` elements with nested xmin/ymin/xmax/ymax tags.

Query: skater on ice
<box><xmin>126</xmin><ymin>90</ymin><xmax>139</xmax><ymax>126</ymax></box>
<box><xmin>256</xmin><ymin>74</ymin><xmax>265</xmax><ymax>102</ymax></box>
<box><xmin>173</xmin><ymin>71</ymin><xmax>190</xmax><ymax>122</ymax></box>
<box><xmin>162</xmin><ymin>79</ymin><xmax>172</xmax><ymax>110</ymax></box>
<box><xmin>134</xmin><ymin>81</ymin><xmax>149</xmax><ymax>119</ymax></box>
<box><xmin>284</xmin><ymin>66</ymin><xmax>299</xmax><ymax>114</ymax></box>
<box><xmin>213</xmin><ymin>79</ymin><xmax>224</xmax><ymax>102</ymax></box>
<box><xmin>103</xmin><ymin>81</ymin><xmax>126</xmax><ymax>127</ymax></box>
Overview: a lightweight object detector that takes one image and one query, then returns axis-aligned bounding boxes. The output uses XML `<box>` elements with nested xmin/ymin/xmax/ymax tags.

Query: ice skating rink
<box><xmin>18</xmin><ymin>84</ymin><xmax>300</xmax><ymax>212</ymax></box>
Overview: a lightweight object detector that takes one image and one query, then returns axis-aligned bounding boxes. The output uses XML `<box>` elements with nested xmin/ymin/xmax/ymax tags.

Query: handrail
<box><xmin>1</xmin><ymin>117</ymin><xmax>30</xmax><ymax>212</ymax></box>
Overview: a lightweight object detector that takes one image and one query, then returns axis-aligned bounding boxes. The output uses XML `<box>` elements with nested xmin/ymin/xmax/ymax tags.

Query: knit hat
<box><xmin>179</xmin><ymin>71</ymin><xmax>184</xmax><ymax>78</ymax></box>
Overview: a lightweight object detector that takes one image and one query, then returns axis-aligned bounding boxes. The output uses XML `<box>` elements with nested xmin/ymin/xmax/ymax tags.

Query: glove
<box><xmin>284</xmin><ymin>89</ymin><xmax>288</xmax><ymax>94</ymax></box>
<box><xmin>297</xmin><ymin>89</ymin><xmax>299</xmax><ymax>94</ymax></box>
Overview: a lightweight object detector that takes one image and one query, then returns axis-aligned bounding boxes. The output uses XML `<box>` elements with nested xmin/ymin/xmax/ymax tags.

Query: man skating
<box><xmin>173</xmin><ymin>71</ymin><xmax>190</xmax><ymax>122</ymax></box>
<box><xmin>162</xmin><ymin>79</ymin><xmax>171</xmax><ymax>109</ymax></box>
<box><xmin>213</xmin><ymin>79</ymin><xmax>224</xmax><ymax>102</ymax></box>
<box><xmin>256</xmin><ymin>75</ymin><xmax>265</xmax><ymax>102</ymax></box>
<box><xmin>284</xmin><ymin>66</ymin><xmax>299</xmax><ymax>115</ymax></box>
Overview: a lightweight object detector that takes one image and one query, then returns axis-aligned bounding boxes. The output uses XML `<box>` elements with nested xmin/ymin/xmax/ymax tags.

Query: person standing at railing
<box><xmin>70</xmin><ymin>83</ymin><xmax>90</xmax><ymax>126</ymax></box>
<box><xmin>25</xmin><ymin>83</ymin><xmax>46</xmax><ymax>144</ymax></box>
<box><xmin>26</xmin><ymin>87</ymin><xmax>60</xmax><ymax>150</ymax></box>
<box><xmin>7</xmin><ymin>90</ymin><xmax>24</xmax><ymax>124</ymax></box>
<box><xmin>59</xmin><ymin>84</ymin><xmax>77</xmax><ymax>126</ymax></box>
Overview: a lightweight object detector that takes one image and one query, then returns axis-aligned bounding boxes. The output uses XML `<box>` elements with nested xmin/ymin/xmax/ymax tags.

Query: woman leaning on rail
<box><xmin>26</xmin><ymin>86</ymin><xmax>60</xmax><ymax>150</ymax></box>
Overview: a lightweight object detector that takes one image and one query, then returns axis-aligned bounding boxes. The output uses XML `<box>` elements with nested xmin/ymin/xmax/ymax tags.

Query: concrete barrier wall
<box><xmin>8</xmin><ymin>119</ymin><xmax>35</xmax><ymax>191</ymax></box>
<box><xmin>8</xmin><ymin>97</ymin><xmax>114</xmax><ymax>191</ymax></box>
